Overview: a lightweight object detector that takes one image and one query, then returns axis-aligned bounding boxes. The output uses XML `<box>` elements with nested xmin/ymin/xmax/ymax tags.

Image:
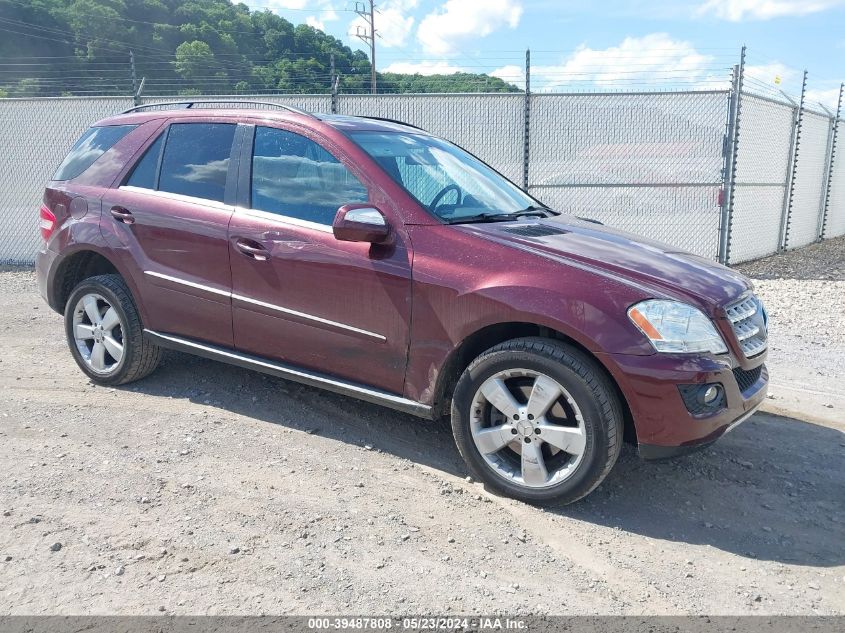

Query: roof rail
<box><xmin>121</xmin><ymin>100</ymin><xmax>314</xmax><ymax>117</ymax></box>
<box><xmin>359</xmin><ymin>116</ymin><xmax>426</xmax><ymax>131</ymax></box>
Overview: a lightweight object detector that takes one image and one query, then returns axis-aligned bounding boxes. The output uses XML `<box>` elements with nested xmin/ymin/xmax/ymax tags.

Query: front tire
<box><xmin>64</xmin><ymin>274</ymin><xmax>161</xmax><ymax>386</ymax></box>
<box><xmin>451</xmin><ymin>337</ymin><xmax>623</xmax><ymax>505</ymax></box>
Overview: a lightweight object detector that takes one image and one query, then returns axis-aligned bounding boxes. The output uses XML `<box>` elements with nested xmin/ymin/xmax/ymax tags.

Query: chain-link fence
<box><xmin>727</xmin><ymin>94</ymin><xmax>795</xmax><ymax>263</ymax></box>
<box><xmin>785</xmin><ymin>110</ymin><xmax>833</xmax><ymax>250</ymax></box>
<box><xmin>0</xmin><ymin>96</ymin><xmax>134</xmax><ymax>264</ymax></box>
<box><xmin>528</xmin><ymin>92</ymin><xmax>729</xmax><ymax>258</ymax></box>
<box><xmin>825</xmin><ymin>119</ymin><xmax>845</xmax><ymax>238</ymax></box>
<box><xmin>0</xmin><ymin>87</ymin><xmax>843</xmax><ymax>265</ymax></box>
<box><xmin>728</xmin><ymin>86</ymin><xmax>843</xmax><ymax>263</ymax></box>
<box><xmin>339</xmin><ymin>94</ymin><xmax>525</xmax><ymax>185</ymax></box>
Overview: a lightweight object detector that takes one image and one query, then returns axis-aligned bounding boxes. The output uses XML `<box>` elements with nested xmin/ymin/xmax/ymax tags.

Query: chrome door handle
<box><xmin>234</xmin><ymin>238</ymin><xmax>270</xmax><ymax>261</ymax></box>
<box><xmin>110</xmin><ymin>206</ymin><xmax>135</xmax><ymax>225</ymax></box>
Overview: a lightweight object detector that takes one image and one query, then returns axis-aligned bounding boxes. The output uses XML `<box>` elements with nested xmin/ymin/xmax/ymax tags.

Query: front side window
<box><xmin>251</xmin><ymin>126</ymin><xmax>368</xmax><ymax>225</ymax></box>
<box><xmin>348</xmin><ymin>131</ymin><xmax>538</xmax><ymax>221</ymax></box>
<box><xmin>158</xmin><ymin>123</ymin><xmax>236</xmax><ymax>203</ymax></box>
<box><xmin>54</xmin><ymin>124</ymin><xmax>136</xmax><ymax>181</ymax></box>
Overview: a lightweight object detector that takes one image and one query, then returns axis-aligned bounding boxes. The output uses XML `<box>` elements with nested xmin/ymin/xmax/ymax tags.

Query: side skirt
<box><xmin>143</xmin><ymin>329</ymin><xmax>433</xmax><ymax>419</ymax></box>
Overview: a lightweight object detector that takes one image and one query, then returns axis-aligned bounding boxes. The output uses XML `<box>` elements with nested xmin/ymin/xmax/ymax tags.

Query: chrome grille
<box><xmin>726</xmin><ymin>295</ymin><xmax>768</xmax><ymax>357</ymax></box>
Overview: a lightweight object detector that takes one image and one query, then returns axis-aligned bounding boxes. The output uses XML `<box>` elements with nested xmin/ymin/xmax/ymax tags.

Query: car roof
<box><xmin>94</xmin><ymin>106</ymin><xmax>429</xmax><ymax>135</ymax></box>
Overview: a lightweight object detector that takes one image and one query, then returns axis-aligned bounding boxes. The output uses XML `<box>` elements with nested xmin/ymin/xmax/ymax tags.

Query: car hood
<box><xmin>460</xmin><ymin>215</ymin><xmax>752</xmax><ymax>315</ymax></box>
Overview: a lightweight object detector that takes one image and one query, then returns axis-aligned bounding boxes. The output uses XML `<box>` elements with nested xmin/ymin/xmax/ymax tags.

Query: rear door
<box><xmin>101</xmin><ymin>120</ymin><xmax>241</xmax><ymax>347</ymax></box>
<box><xmin>227</xmin><ymin>123</ymin><xmax>413</xmax><ymax>394</ymax></box>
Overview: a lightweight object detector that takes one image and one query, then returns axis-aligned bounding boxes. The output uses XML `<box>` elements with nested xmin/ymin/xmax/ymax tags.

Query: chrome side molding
<box><xmin>144</xmin><ymin>270</ymin><xmax>230</xmax><ymax>297</ymax></box>
<box><xmin>142</xmin><ymin>270</ymin><xmax>385</xmax><ymax>341</ymax></box>
<box><xmin>230</xmin><ymin>293</ymin><xmax>386</xmax><ymax>341</ymax></box>
<box><xmin>143</xmin><ymin>330</ymin><xmax>432</xmax><ymax>419</ymax></box>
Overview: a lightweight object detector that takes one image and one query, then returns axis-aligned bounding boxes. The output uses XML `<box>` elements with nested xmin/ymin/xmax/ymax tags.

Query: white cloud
<box><xmin>264</xmin><ymin>0</ymin><xmax>339</xmax><ymax>31</ymax></box>
<box><xmin>744</xmin><ymin>62</ymin><xmax>798</xmax><ymax>91</ymax></box>
<box><xmin>530</xmin><ymin>33</ymin><xmax>716</xmax><ymax>92</ymax></box>
<box><xmin>745</xmin><ymin>62</ymin><xmax>795</xmax><ymax>83</ymax></box>
<box><xmin>490</xmin><ymin>64</ymin><xmax>525</xmax><ymax>90</ymax></box>
<box><xmin>417</xmin><ymin>0</ymin><xmax>523</xmax><ymax>55</ymax></box>
<box><xmin>805</xmin><ymin>87</ymin><xmax>843</xmax><ymax>109</ymax></box>
<box><xmin>264</xmin><ymin>0</ymin><xmax>309</xmax><ymax>9</ymax></box>
<box><xmin>306</xmin><ymin>16</ymin><xmax>326</xmax><ymax>30</ymax></box>
<box><xmin>697</xmin><ymin>0</ymin><xmax>845</xmax><ymax>21</ymax></box>
<box><xmin>382</xmin><ymin>61</ymin><xmax>465</xmax><ymax>75</ymax></box>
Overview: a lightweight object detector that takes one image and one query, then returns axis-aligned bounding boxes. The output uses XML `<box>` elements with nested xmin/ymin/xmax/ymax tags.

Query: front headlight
<box><xmin>627</xmin><ymin>300</ymin><xmax>728</xmax><ymax>354</ymax></box>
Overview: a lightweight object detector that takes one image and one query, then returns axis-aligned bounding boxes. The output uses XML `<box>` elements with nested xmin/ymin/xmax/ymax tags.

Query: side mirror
<box><xmin>333</xmin><ymin>205</ymin><xmax>390</xmax><ymax>244</ymax></box>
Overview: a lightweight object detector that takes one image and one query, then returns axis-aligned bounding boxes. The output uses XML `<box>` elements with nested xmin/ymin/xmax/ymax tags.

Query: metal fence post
<box><xmin>718</xmin><ymin>50</ymin><xmax>744</xmax><ymax>265</ymax></box>
<box><xmin>818</xmin><ymin>83</ymin><xmax>843</xmax><ymax>240</ymax></box>
<box><xmin>779</xmin><ymin>70</ymin><xmax>808</xmax><ymax>251</ymax></box>
<box><xmin>330</xmin><ymin>53</ymin><xmax>338</xmax><ymax>114</ymax></box>
<box><xmin>523</xmin><ymin>48</ymin><xmax>531</xmax><ymax>192</ymax></box>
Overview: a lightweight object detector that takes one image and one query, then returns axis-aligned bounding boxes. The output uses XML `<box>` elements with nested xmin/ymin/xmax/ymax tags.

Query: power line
<box><xmin>353</xmin><ymin>1</ymin><xmax>377</xmax><ymax>94</ymax></box>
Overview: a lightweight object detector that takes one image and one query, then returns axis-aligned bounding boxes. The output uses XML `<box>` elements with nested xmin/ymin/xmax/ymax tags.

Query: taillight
<box><xmin>39</xmin><ymin>205</ymin><xmax>56</xmax><ymax>242</ymax></box>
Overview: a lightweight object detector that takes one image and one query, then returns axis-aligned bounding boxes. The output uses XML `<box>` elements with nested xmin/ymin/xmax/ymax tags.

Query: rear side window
<box><xmin>251</xmin><ymin>126</ymin><xmax>367</xmax><ymax>225</ymax></box>
<box><xmin>126</xmin><ymin>133</ymin><xmax>165</xmax><ymax>189</ymax></box>
<box><xmin>158</xmin><ymin>123</ymin><xmax>236</xmax><ymax>203</ymax></box>
<box><xmin>54</xmin><ymin>124</ymin><xmax>136</xmax><ymax>181</ymax></box>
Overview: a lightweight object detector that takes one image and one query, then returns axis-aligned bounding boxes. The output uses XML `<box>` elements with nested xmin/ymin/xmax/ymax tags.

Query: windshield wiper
<box><xmin>518</xmin><ymin>204</ymin><xmax>559</xmax><ymax>215</ymax></box>
<box><xmin>444</xmin><ymin>206</ymin><xmax>557</xmax><ymax>225</ymax></box>
<box><xmin>443</xmin><ymin>213</ymin><xmax>521</xmax><ymax>225</ymax></box>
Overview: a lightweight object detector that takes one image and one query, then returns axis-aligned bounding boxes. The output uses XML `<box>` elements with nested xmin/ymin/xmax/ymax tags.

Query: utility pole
<box><xmin>354</xmin><ymin>1</ymin><xmax>377</xmax><ymax>94</ymax></box>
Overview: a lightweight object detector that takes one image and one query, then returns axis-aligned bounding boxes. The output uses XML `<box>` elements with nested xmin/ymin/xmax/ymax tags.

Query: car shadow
<box><xmin>124</xmin><ymin>351</ymin><xmax>845</xmax><ymax>569</ymax></box>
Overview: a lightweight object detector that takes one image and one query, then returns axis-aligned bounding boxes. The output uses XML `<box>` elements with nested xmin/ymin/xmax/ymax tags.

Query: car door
<box><xmin>227</xmin><ymin>123</ymin><xmax>412</xmax><ymax>394</ymax></box>
<box><xmin>101</xmin><ymin>120</ymin><xmax>240</xmax><ymax>347</ymax></box>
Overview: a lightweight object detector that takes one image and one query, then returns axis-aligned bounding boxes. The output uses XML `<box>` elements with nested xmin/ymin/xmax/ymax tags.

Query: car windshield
<box><xmin>348</xmin><ymin>131</ymin><xmax>542</xmax><ymax>222</ymax></box>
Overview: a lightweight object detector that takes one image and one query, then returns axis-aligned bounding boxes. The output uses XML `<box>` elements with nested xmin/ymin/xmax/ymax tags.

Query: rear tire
<box><xmin>64</xmin><ymin>274</ymin><xmax>161</xmax><ymax>386</ymax></box>
<box><xmin>451</xmin><ymin>337</ymin><xmax>622</xmax><ymax>505</ymax></box>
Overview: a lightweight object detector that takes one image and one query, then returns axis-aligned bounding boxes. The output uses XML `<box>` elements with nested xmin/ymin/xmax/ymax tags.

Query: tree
<box><xmin>0</xmin><ymin>0</ymin><xmax>520</xmax><ymax>97</ymax></box>
<box><xmin>174</xmin><ymin>40</ymin><xmax>215</xmax><ymax>85</ymax></box>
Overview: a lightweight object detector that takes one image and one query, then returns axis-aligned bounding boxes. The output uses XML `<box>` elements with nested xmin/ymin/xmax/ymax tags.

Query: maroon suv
<box><xmin>36</xmin><ymin>102</ymin><xmax>769</xmax><ymax>504</ymax></box>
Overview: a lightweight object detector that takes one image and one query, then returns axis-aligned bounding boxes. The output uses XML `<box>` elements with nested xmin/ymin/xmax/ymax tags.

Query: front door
<box><xmin>102</xmin><ymin>121</ymin><xmax>238</xmax><ymax>347</ymax></box>
<box><xmin>228</xmin><ymin>124</ymin><xmax>412</xmax><ymax>394</ymax></box>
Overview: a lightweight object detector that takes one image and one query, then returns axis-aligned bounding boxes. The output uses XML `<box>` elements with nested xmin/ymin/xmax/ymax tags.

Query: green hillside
<box><xmin>0</xmin><ymin>0</ymin><xmax>519</xmax><ymax>97</ymax></box>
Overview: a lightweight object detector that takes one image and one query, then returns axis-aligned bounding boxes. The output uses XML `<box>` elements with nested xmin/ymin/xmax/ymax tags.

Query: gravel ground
<box><xmin>1</xmin><ymin>240</ymin><xmax>844</xmax><ymax>616</ymax></box>
<box><xmin>736</xmin><ymin>236</ymin><xmax>845</xmax><ymax>424</ymax></box>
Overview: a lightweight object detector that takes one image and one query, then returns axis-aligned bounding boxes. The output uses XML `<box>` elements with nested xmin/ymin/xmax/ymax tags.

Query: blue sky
<box><xmin>259</xmin><ymin>0</ymin><xmax>844</xmax><ymax>106</ymax></box>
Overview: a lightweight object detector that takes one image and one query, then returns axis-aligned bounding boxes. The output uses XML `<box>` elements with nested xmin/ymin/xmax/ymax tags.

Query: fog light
<box><xmin>678</xmin><ymin>383</ymin><xmax>725</xmax><ymax>416</ymax></box>
<box><xmin>699</xmin><ymin>384</ymin><xmax>721</xmax><ymax>405</ymax></box>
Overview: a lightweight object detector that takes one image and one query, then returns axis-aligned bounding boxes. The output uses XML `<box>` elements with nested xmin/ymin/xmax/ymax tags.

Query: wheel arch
<box><xmin>432</xmin><ymin>322</ymin><xmax>637</xmax><ymax>445</ymax></box>
<box><xmin>49</xmin><ymin>247</ymin><xmax>141</xmax><ymax>318</ymax></box>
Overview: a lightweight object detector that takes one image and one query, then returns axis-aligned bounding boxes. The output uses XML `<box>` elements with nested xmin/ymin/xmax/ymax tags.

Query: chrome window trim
<box><xmin>142</xmin><ymin>270</ymin><xmax>385</xmax><ymax>341</ymax></box>
<box><xmin>119</xmin><ymin>185</ymin><xmax>234</xmax><ymax>212</ymax></box>
<box><xmin>234</xmin><ymin>206</ymin><xmax>334</xmax><ymax>234</ymax></box>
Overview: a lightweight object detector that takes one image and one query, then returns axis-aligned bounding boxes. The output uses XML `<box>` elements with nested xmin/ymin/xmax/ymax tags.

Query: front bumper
<box><xmin>598</xmin><ymin>351</ymin><xmax>768</xmax><ymax>459</ymax></box>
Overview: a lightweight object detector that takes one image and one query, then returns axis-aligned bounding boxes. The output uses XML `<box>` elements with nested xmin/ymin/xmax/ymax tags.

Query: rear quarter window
<box><xmin>54</xmin><ymin>124</ymin><xmax>136</xmax><ymax>181</ymax></box>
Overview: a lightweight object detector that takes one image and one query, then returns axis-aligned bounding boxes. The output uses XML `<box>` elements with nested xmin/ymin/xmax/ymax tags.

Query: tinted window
<box><xmin>251</xmin><ymin>126</ymin><xmax>368</xmax><ymax>225</ymax></box>
<box><xmin>158</xmin><ymin>123</ymin><xmax>236</xmax><ymax>202</ymax></box>
<box><xmin>54</xmin><ymin>125</ymin><xmax>136</xmax><ymax>181</ymax></box>
<box><xmin>349</xmin><ymin>131</ymin><xmax>537</xmax><ymax>221</ymax></box>
<box><xmin>126</xmin><ymin>133</ymin><xmax>164</xmax><ymax>189</ymax></box>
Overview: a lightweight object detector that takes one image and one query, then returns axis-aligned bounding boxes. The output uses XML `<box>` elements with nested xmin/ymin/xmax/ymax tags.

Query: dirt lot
<box><xmin>1</xmin><ymin>239</ymin><xmax>843</xmax><ymax>616</ymax></box>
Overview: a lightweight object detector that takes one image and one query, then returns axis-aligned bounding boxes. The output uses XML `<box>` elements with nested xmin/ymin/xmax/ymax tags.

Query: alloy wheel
<box><xmin>469</xmin><ymin>368</ymin><xmax>587</xmax><ymax>489</ymax></box>
<box><xmin>71</xmin><ymin>293</ymin><xmax>125</xmax><ymax>375</ymax></box>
